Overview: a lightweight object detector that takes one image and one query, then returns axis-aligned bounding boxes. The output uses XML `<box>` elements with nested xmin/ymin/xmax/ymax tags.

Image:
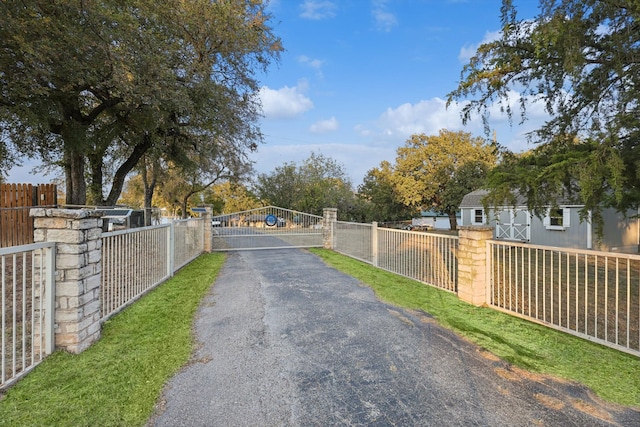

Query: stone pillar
<box><xmin>457</xmin><ymin>226</ymin><xmax>493</xmax><ymax>306</ymax></box>
<box><xmin>31</xmin><ymin>208</ymin><xmax>103</xmax><ymax>353</ymax></box>
<box><xmin>202</xmin><ymin>206</ymin><xmax>213</xmax><ymax>253</ymax></box>
<box><xmin>371</xmin><ymin>221</ymin><xmax>378</xmax><ymax>267</ymax></box>
<box><xmin>322</xmin><ymin>208</ymin><xmax>337</xmax><ymax>249</ymax></box>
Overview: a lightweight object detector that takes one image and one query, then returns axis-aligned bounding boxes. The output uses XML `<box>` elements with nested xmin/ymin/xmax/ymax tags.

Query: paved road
<box><xmin>149</xmin><ymin>249</ymin><xmax>640</xmax><ymax>426</ymax></box>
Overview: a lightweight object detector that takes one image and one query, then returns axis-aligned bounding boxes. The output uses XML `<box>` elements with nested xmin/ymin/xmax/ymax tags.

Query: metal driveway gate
<box><xmin>211</xmin><ymin>206</ymin><xmax>323</xmax><ymax>251</ymax></box>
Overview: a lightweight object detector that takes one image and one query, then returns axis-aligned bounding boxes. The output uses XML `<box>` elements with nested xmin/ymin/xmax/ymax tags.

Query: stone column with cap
<box><xmin>31</xmin><ymin>208</ymin><xmax>103</xmax><ymax>353</ymax></box>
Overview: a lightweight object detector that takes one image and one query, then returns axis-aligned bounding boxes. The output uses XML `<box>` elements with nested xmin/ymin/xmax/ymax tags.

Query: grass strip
<box><xmin>310</xmin><ymin>248</ymin><xmax>640</xmax><ymax>408</ymax></box>
<box><xmin>0</xmin><ymin>253</ymin><xmax>226</xmax><ymax>427</ymax></box>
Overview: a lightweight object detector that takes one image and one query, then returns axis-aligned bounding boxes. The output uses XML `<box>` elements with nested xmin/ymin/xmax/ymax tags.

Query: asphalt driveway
<box><xmin>149</xmin><ymin>248</ymin><xmax>640</xmax><ymax>426</ymax></box>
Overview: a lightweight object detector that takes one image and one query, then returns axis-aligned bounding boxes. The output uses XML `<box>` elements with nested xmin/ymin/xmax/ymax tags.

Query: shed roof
<box><xmin>459</xmin><ymin>189</ymin><xmax>578</xmax><ymax>208</ymax></box>
<box><xmin>459</xmin><ymin>189</ymin><xmax>491</xmax><ymax>208</ymax></box>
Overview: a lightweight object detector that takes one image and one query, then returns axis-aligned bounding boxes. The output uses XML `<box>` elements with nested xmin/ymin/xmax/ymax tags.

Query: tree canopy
<box><xmin>357</xmin><ymin>161</ymin><xmax>417</xmax><ymax>223</ymax></box>
<box><xmin>447</xmin><ymin>0</ymin><xmax>640</xmax><ymax>219</ymax></box>
<box><xmin>254</xmin><ymin>153</ymin><xmax>357</xmax><ymax>219</ymax></box>
<box><xmin>391</xmin><ymin>129</ymin><xmax>497</xmax><ymax>229</ymax></box>
<box><xmin>0</xmin><ymin>0</ymin><xmax>281</xmax><ymax>205</ymax></box>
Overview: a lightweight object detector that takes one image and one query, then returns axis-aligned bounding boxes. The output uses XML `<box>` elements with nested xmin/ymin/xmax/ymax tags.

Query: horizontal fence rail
<box><xmin>377</xmin><ymin>228</ymin><xmax>458</xmax><ymax>292</ymax></box>
<box><xmin>488</xmin><ymin>241</ymin><xmax>640</xmax><ymax>356</ymax></box>
<box><xmin>0</xmin><ymin>242</ymin><xmax>55</xmax><ymax>390</ymax></box>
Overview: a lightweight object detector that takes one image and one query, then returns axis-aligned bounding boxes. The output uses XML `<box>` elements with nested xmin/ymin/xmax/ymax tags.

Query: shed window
<box><xmin>544</xmin><ymin>207</ymin><xmax>570</xmax><ymax>230</ymax></box>
<box><xmin>472</xmin><ymin>209</ymin><xmax>485</xmax><ymax>225</ymax></box>
<box><xmin>549</xmin><ymin>208</ymin><xmax>564</xmax><ymax>226</ymax></box>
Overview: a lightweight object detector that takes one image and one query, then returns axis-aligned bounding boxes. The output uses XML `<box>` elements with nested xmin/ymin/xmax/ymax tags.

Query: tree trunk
<box><xmin>60</xmin><ymin>122</ymin><xmax>89</xmax><ymax>206</ymax></box>
<box><xmin>104</xmin><ymin>134</ymin><xmax>154</xmax><ymax>206</ymax></box>
<box><xmin>64</xmin><ymin>149</ymin><xmax>87</xmax><ymax>206</ymax></box>
<box><xmin>141</xmin><ymin>157</ymin><xmax>158</xmax><ymax>226</ymax></box>
<box><xmin>87</xmin><ymin>151</ymin><xmax>105</xmax><ymax>206</ymax></box>
<box><xmin>181</xmin><ymin>195</ymin><xmax>189</xmax><ymax>219</ymax></box>
<box><xmin>448</xmin><ymin>211</ymin><xmax>458</xmax><ymax>231</ymax></box>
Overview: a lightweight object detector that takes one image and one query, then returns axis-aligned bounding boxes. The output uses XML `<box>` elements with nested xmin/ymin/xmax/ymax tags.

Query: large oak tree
<box><xmin>391</xmin><ymin>129</ymin><xmax>497</xmax><ymax>230</ymax></box>
<box><xmin>447</xmin><ymin>0</ymin><xmax>640</xmax><ymax>222</ymax></box>
<box><xmin>0</xmin><ymin>0</ymin><xmax>281</xmax><ymax>205</ymax></box>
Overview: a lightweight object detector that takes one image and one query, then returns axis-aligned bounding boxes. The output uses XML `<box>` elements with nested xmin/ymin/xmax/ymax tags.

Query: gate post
<box><xmin>323</xmin><ymin>208</ymin><xmax>337</xmax><ymax>249</ymax></box>
<box><xmin>202</xmin><ymin>206</ymin><xmax>213</xmax><ymax>253</ymax></box>
<box><xmin>31</xmin><ymin>208</ymin><xmax>104</xmax><ymax>353</ymax></box>
<box><xmin>457</xmin><ymin>226</ymin><xmax>493</xmax><ymax>306</ymax></box>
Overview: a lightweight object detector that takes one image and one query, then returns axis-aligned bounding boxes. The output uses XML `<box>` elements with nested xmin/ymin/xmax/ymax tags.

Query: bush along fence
<box><xmin>0</xmin><ymin>208</ymin><xmax>209</xmax><ymax>389</ymax></box>
<box><xmin>324</xmin><ymin>209</ymin><xmax>639</xmax><ymax>357</ymax></box>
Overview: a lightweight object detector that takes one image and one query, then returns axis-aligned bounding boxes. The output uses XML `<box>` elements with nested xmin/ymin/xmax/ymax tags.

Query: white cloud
<box><xmin>298</xmin><ymin>55</ymin><xmax>324</xmax><ymax>69</ymax></box>
<box><xmin>310</xmin><ymin>117</ymin><xmax>339</xmax><ymax>133</ymax></box>
<box><xmin>259</xmin><ymin>82</ymin><xmax>314</xmax><ymax>119</ymax></box>
<box><xmin>356</xmin><ymin>94</ymin><xmax>551</xmax><ymax>154</ymax></box>
<box><xmin>458</xmin><ymin>30</ymin><xmax>501</xmax><ymax>62</ymax></box>
<box><xmin>371</xmin><ymin>98</ymin><xmax>464</xmax><ymax>139</ymax></box>
<box><xmin>372</xmin><ymin>0</ymin><xmax>397</xmax><ymax>32</ymax></box>
<box><xmin>300</xmin><ymin>1</ymin><xmax>336</xmax><ymax>20</ymax></box>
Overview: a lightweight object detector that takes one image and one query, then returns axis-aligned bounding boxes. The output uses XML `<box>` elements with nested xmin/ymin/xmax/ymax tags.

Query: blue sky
<box><xmin>252</xmin><ymin>0</ymin><xmax>544</xmax><ymax>186</ymax></box>
<box><xmin>8</xmin><ymin>0</ymin><xmax>544</xmax><ymax>188</ymax></box>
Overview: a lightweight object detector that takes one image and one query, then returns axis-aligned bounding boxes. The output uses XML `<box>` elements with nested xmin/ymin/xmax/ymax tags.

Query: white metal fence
<box><xmin>0</xmin><ymin>242</ymin><xmax>55</xmax><ymax>389</ymax></box>
<box><xmin>334</xmin><ymin>222</ymin><xmax>459</xmax><ymax>292</ymax></box>
<box><xmin>377</xmin><ymin>228</ymin><xmax>458</xmax><ymax>293</ymax></box>
<box><xmin>173</xmin><ymin>218</ymin><xmax>206</xmax><ymax>270</ymax></box>
<box><xmin>0</xmin><ymin>216</ymin><xmax>205</xmax><ymax>390</ymax></box>
<box><xmin>488</xmin><ymin>241</ymin><xmax>640</xmax><ymax>356</ymax></box>
<box><xmin>101</xmin><ymin>218</ymin><xmax>204</xmax><ymax>321</ymax></box>
<box><xmin>334</xmin><ymin>221</ymin><xmax>373</xmax><ymax>263</ymax></box>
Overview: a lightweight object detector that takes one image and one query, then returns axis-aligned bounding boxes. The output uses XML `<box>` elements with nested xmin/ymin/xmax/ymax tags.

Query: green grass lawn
<box><xmin>310</xmin><ymin>248</ymin><xmax>640</xmax><ymax>409</ymax></box>
<box><xmin>0</xmin><ymin>253</ymin><xmax>226</xmax><ymax>427</ymax></box>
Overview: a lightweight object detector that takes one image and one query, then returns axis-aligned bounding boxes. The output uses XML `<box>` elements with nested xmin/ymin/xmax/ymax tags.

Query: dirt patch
<box><xmin>571</xmin><ymin>398</ymin><xmax>615</xmax><ymax>423</ymax></box>
<box><xmin>478</xmin><ymin>349</ymin><xmax>502</xmax><ymax>362</ymax></box>
<box><xmin>534</xmin><ymin>393</ymin><xmax>566</xmax><ymax>410</ymax></box>
<box><xmin>387</xmin><ymin>309</ymin><xmax>416</xmax><ymax>327</ymax></box>
<box><xmin>494</xmin><ymin>366</ymin><xmax>523</xmax><ymax>382</ymax></box>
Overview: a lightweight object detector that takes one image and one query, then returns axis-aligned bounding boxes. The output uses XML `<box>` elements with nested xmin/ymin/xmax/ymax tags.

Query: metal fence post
<box><xmin>371</xmin><ymin>221</ymin><xmax>378</xmax><ymax>268</ymax></box>
<box><xmin>167</xmin><ymin>222</ymin><xmax>175</xmax><ymax>277</ymax></box>
<box><xmin>44</xmin><ymin>244</ymin><xmax>55</xmax><ymax>354</ymax></box>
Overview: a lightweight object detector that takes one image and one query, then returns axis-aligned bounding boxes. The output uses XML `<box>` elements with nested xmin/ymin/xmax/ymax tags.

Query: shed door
<box><xmin>495</xmin><ymin>209</ymin><xmax>530</xmax><ymax>241</ymax></box>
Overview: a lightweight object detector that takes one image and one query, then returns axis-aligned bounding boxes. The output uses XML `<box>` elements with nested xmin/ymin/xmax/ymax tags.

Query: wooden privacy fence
<box><xmin>0</xmin><ymin>183</ymin><xmax>57</xmax><ymax>248</ymax></box>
